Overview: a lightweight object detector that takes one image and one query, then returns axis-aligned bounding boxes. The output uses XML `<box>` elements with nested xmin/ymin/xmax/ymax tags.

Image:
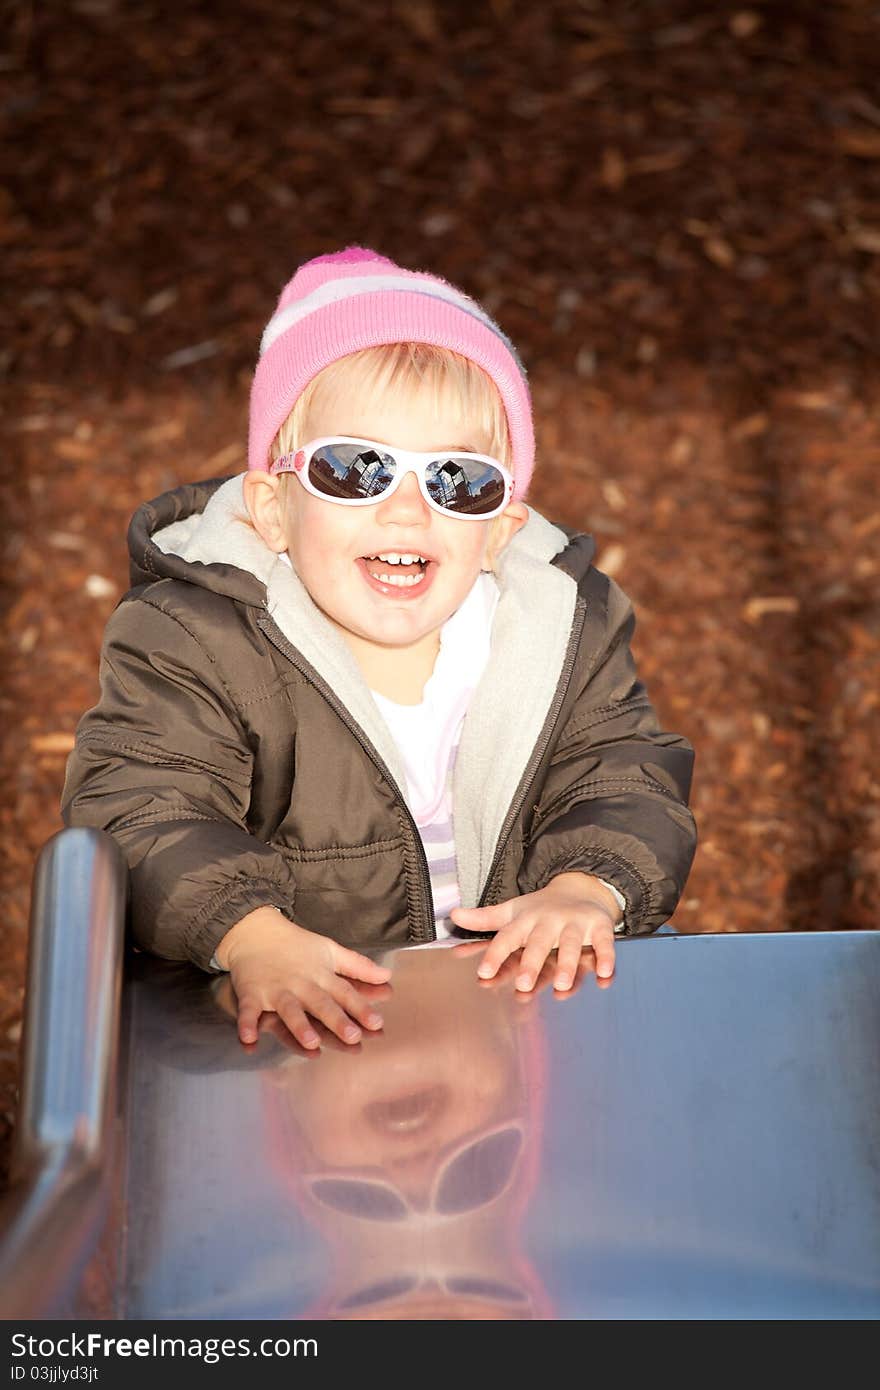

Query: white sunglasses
<box><xmin>302</xmin><ymin>1122</ymin><xmax>524</xmax><ymax>1222</ymax></box>
<box><xmin>270</xmin><ymin>435</ymin><xmax>514</xmax><ymax>520</ymax></box>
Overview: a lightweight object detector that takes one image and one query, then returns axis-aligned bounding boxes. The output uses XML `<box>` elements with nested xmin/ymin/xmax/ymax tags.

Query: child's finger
<box><xmin>260</xmin><ymin>1012</ymin><xmax>322</xmax><ymax>1056</ymax></box>
<box><xmin>298</xmin><ymin>984</ymin><xmax>364</xmax><ymax>1046</ymax></box>
<box><xmin>512</xmin><ymin>955</ymin><xmax>556</xmax><ymax>1001</ymax></box>
<box><xmin>516</xmin><ymin>921</ymin><xmax>561</xmax><ymax>992</ymax></box>
<box><xmin>334</xmin><ymin>946</ymin><xmax>393</xmax><ymax>983</ymax></box>
<box><xmin>474</xmin><ymin>951</ymin><xmax>523</xmax><ymax>990</ymax></box>
<box><xmin>476</xmin><ymin>922</ymin><xmax>529</xmax><ymax>979</ymax></box>
<box><xmin>511</xmin><ymin>954</ymin><xmax>577</xmax><ymax>1003</ymax></box>
<box><xmin>346</xmin><ymin>979</ymin><xmax>393</xmax><ymax>1002</ymax></box>
<box><xmin>236</xmin><ymin>993</ymin><xmax>264</xmax><ymax>1045</ymax></box>
<box><xmin>273</xmin><ymin>992</ymin><xmax>321</xmax><ymax>1050</ymax></box>
<box><xmin>331</xmin><ymin>978</ymin><xmax>384</xmax><ymax>1032</ymax></box>
<box><xmin>450</xmin><ymin>899</ymin><xmax>515</xmax><ymax>930</ymax></box>
<box><xmin>591</xmin><ymin>921</ymin><xmax>617</xmax><ymax>979</ymax></box>
<box><xmin>554</xmin><ymin>923</ymin><xmax>588</xmax><ymax>992</ymax></box>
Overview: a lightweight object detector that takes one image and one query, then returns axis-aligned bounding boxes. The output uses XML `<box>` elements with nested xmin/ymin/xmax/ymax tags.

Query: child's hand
<box><xmin>452</xmin><ymin>938</ymin><xmax>611</xmax><ymax>999</ymax></box>
<box><xmin>215</xmin><ymin>906</ymin><xmax>392</xmax><ymax>1048</ymax></box>
<box><xmin>449</xmin><ymin>872</ymin><xmax>619</xmax><ymax>991</ymax></box>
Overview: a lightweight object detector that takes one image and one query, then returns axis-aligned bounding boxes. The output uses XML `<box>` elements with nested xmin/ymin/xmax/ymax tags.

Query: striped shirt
<box><xmin>371</xmin><ymin>573</ymin><xmax>499</xmax><ymax>938</ymax></box>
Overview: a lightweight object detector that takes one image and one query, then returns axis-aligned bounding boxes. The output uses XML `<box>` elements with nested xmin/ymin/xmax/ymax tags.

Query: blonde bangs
<box><xmin>271</xmin><ymin>343</ymin><xmax>511</xmax><ymax>466</ymax></box>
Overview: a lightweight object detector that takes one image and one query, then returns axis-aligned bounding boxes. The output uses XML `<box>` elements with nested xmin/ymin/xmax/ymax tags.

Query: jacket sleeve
<box><xmin>517</xmin><ymin>575</ymin><xmax>697</xmax><ymax>934</ymax></box>
<box><xmin>61</xmin><ymin>596</ymin><xmax>298</xmax><ymax>971</ymax></box>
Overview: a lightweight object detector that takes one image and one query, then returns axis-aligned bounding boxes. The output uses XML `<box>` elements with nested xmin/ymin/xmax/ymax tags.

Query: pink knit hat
<box><xmin>248</xmin><ymin>247</ymin><xmax>535</xmax><ymax>499</ymax></box>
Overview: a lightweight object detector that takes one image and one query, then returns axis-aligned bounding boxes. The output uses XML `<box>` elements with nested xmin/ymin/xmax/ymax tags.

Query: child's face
<box><xmin>272</xmin><ymin>390</ymin><xmax>527</xmax><ymax>657</ymax></box>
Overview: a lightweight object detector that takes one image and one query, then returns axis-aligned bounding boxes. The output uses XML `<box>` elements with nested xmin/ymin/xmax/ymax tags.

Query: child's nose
<box><xmin>377</xmin><ymin>470</ymin><xmax>431</xmax><ymax>524</ymax></box>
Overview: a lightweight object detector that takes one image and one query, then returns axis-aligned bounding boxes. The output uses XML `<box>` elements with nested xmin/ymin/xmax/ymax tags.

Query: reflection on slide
<box><xmin>257</xmin><ymin>949</ymin><xmax>551</xmax><ymax>1319</ymax></box>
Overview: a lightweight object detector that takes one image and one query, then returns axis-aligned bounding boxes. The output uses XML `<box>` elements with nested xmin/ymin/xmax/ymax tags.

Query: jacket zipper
<box><xmin>256</xmin><ymin>615</ymin><xmax>436</xmax><ymax>942</ymax></box>
<box><xmin>476</xmin><ymin>595</ymin><xmax>588</xmax><ymax>908</ymax></box>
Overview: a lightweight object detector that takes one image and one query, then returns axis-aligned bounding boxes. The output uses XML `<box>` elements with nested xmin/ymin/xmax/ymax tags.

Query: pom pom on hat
<box><xmin>248</xmin><ymin>246</ymin><xmax>535</xmax><ymax>499</ymax></box>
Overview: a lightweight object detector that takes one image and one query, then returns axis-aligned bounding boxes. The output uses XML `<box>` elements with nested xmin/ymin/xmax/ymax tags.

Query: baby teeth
<box><xmin>369</xmin><ymin>552</ymin><xmax>426</xmax><ymax>565</ymax></box>
<box><xmin>375</xmin><ymin>572</ymin><xmax>423</xmax><ymax>586</ymax></box>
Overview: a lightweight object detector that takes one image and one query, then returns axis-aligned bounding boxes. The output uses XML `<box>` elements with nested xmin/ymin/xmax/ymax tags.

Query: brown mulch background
<box><xmin>2</xmin><ymin>0</ymin><xmax>879</xmax><ymax>1184</ymax></box>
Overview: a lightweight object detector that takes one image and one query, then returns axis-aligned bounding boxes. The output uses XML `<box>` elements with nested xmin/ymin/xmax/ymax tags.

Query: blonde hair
<box><xmin>270</xmin><ymin>343</ymin><xmax>512</xmax><ymax>483</ymax></box>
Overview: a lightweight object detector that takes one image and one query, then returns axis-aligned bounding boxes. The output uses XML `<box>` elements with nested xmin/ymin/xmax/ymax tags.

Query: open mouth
<box><xmin>362</xmin><ymin>551</ymin><xmax>429</xmax><ymax>585</ymax></box>
<box><xmin>357</xmin><ymin>551</ymin><xmax>435</xmax><ymax>596</ymax></box>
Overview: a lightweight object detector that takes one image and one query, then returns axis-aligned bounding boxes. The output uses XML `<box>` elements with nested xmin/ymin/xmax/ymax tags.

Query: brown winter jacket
<box><xmin>62</xmin><ymin>475</ymin><xmax>697</xmax><ymax>972</ymax></box>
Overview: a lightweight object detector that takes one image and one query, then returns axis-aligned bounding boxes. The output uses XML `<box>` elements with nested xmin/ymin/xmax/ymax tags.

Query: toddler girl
<box><xmin>63</xmin><ymin>247</ymin><xmax>696</xmax><ymax>1048</ymax></box>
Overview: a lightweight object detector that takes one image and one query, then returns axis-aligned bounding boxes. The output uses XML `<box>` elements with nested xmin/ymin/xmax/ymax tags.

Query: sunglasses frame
<box><xmin>270</xmin><ymin>435</ymin><xmax>515</xmax><ymax>520</ymax></box>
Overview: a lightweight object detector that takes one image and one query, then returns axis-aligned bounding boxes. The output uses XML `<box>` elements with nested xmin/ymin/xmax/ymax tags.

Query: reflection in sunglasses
<box><xmin>304</xmin><ymin>1123</ymin><xmax>523</xmax><ymax>1221</ymax></box>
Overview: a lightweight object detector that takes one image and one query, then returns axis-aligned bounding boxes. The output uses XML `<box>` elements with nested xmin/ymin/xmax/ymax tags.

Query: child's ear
<box><xmin>483</xmin><ymin>502</ymin><xmax>528</xmax><ymax>571</ymax></box>
<box><xmin>243</xmin><ymin>472</ymin><xmax>288</xmax><ymax>553</ymax></box>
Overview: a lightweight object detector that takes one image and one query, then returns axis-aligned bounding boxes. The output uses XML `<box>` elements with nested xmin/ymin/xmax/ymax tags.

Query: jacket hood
<box><xmin>129</xmin><ymin>475</ymin><xmax>597</xmax><ymax>907</ymax></box>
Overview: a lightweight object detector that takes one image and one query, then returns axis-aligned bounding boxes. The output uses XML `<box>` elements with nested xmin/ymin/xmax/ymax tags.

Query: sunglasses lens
<box><xmin>436</xmin><ymin>1126</ymin><xmax>523</xmax><ymax>1214</ymax></box>
<box><xmin>309</xmin><ymin>1177</ymin><xmax>408</xmax><ymax>1220</ymax></box>
<box><xmin>307</xmin><ymin>443</ymin><xmax>396</xmax><ymax>501</ymax></box>
<box><xmin>426</xmin><ymin>457</ymin><xmax>508</xmax><ymax>515</ymax></box>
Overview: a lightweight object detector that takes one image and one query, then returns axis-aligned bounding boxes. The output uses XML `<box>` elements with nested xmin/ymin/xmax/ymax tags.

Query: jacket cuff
<box><xmin>526</xmin><ymin>849</ymin><xmax>653</xmax><ymax>935</ymax></box>
<box><xmin>184</xmin><ymin>878</ymin><xmax>295</xmax><ymax>972</ymax></box>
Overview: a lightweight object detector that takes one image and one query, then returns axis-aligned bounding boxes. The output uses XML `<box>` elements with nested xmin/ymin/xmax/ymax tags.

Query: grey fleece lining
<box><xmin>153</xmin><ymin>474</ymin><xmax>576</xmax><ymax>906</ymax></box>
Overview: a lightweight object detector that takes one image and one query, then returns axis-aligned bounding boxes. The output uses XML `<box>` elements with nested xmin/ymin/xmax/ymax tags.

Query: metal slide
<box><xmin>1</xmin><ymin>828</ymin><xmax>879</xmax><ymax>1319</ymax></box>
